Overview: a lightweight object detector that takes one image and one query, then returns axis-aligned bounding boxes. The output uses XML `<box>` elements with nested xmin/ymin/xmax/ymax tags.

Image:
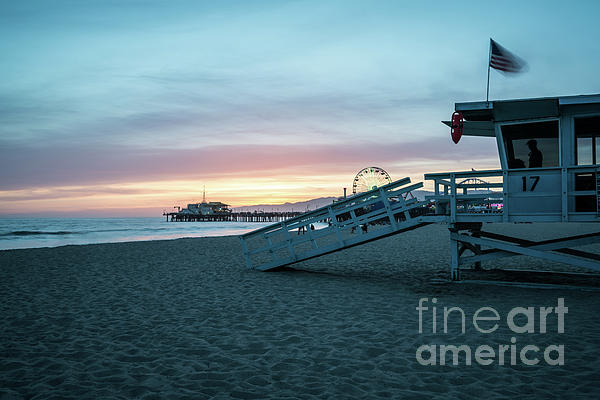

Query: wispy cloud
<box><xmin>0</xmin><ymin>138</ymin><xmax>497</xmax><ymax>190</ymax></box>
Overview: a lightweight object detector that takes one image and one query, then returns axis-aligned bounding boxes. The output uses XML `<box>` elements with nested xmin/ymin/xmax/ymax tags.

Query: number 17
<box><xmin>522</xmin><ymin>176</ymin><xmax>540</xmax><ymax>192</ymax></box>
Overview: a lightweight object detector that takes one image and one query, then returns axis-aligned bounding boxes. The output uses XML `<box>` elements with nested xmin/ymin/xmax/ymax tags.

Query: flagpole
<box><xmin>486</xmin><ymin>38</ymin><xmax>491</xmax><ymax>103</ymax></box>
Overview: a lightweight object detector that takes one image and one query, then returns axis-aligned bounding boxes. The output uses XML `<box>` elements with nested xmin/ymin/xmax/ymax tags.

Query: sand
<box><xmin>2</xmin><ymin>223</ymin><xmax>600</xmax><ymax>399</ymax></box>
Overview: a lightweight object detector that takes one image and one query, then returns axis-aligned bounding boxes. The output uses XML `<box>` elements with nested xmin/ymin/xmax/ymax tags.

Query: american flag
<box><xmin>489</xmin><ymin>39</ymin><xmax>526</xmax><ymax>73</ymax></box>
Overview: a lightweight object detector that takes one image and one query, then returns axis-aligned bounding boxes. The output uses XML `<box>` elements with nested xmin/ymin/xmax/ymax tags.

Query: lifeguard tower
<box><xmin>240</xmin><ymin>94</ymin><xmax>600</xmax><ymax>280</ymax></box>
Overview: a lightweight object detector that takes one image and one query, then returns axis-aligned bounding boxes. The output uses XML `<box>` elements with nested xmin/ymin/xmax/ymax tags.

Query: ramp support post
<box><xmin>449</xmin><ymin>222</ymin><xmax>484</xmax><ymax>280</ymax></box>
<box><xmin>450</xmin><ymin>227</ymin><xmax>460</xmax><ymax>280</ymax></box>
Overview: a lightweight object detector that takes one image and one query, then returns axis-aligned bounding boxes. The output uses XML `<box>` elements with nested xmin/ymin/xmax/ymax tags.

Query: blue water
<box><xmin>0</xmin><ymin>218</ymin><xmax>272</xmax><ymax>250</ymax></box>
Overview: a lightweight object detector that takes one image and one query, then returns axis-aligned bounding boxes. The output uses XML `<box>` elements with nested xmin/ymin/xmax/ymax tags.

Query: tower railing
<box><xmin>425</xmin><ymin>165</ymin><xmax>600</xmax><ymax>223</ymax></box>
<box><xmin>425</xmin><ymin>169</ymin><xmax>504</xmax><ymax>223</ymax></box>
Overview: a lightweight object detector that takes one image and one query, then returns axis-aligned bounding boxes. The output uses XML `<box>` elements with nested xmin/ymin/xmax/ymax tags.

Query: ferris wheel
<box><xmin>352</xmin><ymin>167</ymin><xmax>392</xmax><ymax>194</ymax></box>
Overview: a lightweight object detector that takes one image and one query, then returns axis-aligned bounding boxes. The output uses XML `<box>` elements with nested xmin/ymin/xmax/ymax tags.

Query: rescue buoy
<box><xmin>451</xmin><ymin>111</ymin><xmax>463</xmax><ymax>144</ymax></box>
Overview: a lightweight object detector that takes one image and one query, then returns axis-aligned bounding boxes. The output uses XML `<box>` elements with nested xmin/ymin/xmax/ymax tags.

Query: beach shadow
<box><xmin>266</xmin><ymin>265</ymin><xmax>335</xmax><ymax>276</ymax></box>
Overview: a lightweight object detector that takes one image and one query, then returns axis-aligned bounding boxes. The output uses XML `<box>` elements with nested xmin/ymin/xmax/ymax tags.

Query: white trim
<box><xmin>456</xmin><ymin>94</ymin><xmax>600</xmax><ymax>112</ymax></box>
<box><xmin>495</xmin><ymin>122</ymin><xmax>508</xmax><ymax>170</ymax></box>
<box><xmin>497</xmin><ymin>116</ymin><xmax>559</xmax><ymax>126</ymax></box>
<box><xmin>558</xmin><ymin>94</ymin><xmax>600</xmax><ymax>105</ymax></box>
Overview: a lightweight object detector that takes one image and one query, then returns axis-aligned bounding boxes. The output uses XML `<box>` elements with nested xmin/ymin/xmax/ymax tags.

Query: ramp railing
<box><xmin>240</xmin><ymin>178</ymin><xmax>430</xmax><ymax>270</ymax></box>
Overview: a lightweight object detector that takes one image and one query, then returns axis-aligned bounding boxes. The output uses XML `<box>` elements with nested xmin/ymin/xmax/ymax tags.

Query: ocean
<box><xmin>0</xmin><ymin>218</ymin><xmax>273</xmax><ymax>250</ymax></box>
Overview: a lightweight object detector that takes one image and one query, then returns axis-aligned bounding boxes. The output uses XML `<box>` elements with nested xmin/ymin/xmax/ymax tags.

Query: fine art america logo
<box><xmin>415</xmin><ymin>298</ymin><xmax>567</xmax><ymax>366</ymax></box>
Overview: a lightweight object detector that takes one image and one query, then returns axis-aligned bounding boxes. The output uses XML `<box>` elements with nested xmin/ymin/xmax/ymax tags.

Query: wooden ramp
<box><xmin>239</xmin><ymin>178</ymin><xmax>433</xmax><ymax>271</ymax></box>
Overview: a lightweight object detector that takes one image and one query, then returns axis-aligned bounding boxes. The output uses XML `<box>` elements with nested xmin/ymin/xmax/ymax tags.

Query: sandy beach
<box><xmin>2</xmin><ymin>223</ymin><xmax>600</xmax><ymax>399</ymax></box>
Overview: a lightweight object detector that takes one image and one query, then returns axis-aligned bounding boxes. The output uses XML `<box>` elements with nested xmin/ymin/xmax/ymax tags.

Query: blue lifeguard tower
<box><xmin>240</xmin><ymin>94</ymin><xmax>600</xmax><ymax>280</ymax></box>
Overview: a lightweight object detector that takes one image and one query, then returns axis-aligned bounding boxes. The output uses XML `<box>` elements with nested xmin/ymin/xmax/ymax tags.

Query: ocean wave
<box><xmin>1</xmin><ymin>227</ymin><xmax>172</xmax><ymax>238</ymax></box>
<box><xmin>1</xmin><ymin>230</ymin><xmax>76</xmax><ymax>237</ymax></box>
<box><xmin>92</xmin><ymin>227</ymin><xmax>170</xmax><ymax>233</ymax></box>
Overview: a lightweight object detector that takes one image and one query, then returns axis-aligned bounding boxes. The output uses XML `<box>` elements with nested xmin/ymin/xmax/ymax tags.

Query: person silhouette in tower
<box><xmin>527</xmin><ymin>139</ymin><xmax>543</xmax><ymax>168</ymax></box>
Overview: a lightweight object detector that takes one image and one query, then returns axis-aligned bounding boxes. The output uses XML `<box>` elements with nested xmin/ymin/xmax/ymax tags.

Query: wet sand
<box><xmin>1</xmin><ymin>223</ymin><xmax>600</xmax><ymax>399</ymax></box>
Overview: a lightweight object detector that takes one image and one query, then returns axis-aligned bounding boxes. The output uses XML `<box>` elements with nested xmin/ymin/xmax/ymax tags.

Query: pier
<box><xmin>163</xmin><ymin>211</ymin><xmax>303</xmax><ymax>222</ymax></box>
<box><xmin>164</xmin><ymin>195</ymin><xmax>304</xmax><ymax>223</ymax></box>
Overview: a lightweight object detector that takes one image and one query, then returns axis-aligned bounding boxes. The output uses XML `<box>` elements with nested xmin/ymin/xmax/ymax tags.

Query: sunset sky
<box><xmin>1</xmin><ymin>0</ymin><xmax>600</xmax><ymax>216</ymax></box>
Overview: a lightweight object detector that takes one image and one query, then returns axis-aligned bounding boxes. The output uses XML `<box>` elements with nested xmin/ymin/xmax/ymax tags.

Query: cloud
<box><xmin>0</xmin><ymin>137</ymin><xmax>497</xmax><ymax>191</ymax></box>
<box><xmin>0</xmin><ymin>186</ymin><xmax>152</xmax><ymax>202</ymax></box>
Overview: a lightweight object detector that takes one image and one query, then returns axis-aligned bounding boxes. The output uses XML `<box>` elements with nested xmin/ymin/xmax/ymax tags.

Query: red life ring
<box><xmin>451</xmin><ymin>111</ymin><xmax>463</xmax><ymax>144</ymax></box>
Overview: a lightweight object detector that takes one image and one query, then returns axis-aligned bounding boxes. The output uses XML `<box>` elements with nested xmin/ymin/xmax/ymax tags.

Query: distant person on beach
<box><xmin>527</xmin><ymin>139</ymin><xmax>543</xmax><ymax>168</ymax></box>
<box><xmin>310</xmin><ymin>224</ymin><xmax>315</xmax><ymax>230</ymax></box>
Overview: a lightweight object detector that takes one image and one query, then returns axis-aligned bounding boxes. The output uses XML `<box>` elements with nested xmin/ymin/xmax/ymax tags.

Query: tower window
<box><xmin>575</xmin><ymin>116</ymin><xmax>600</xmax><ymax>165</ymax></box>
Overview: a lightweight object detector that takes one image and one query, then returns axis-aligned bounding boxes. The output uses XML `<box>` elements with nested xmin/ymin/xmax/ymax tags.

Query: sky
<box><xmin>1</xmin><ymin>0</ymin><xmax>600</xmax><ymax>216</ymax></box>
